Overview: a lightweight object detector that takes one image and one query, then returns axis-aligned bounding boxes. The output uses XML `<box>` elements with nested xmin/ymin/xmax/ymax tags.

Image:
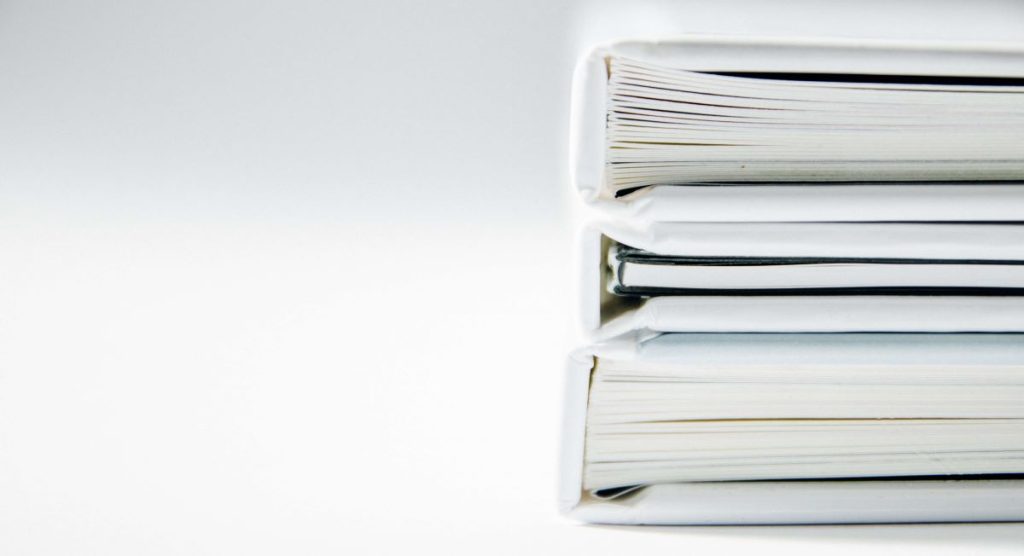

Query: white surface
<box><xmin>3</xmin><ymin>0</ymin><xmax>1024</xmax><ymax>554</ymax></box>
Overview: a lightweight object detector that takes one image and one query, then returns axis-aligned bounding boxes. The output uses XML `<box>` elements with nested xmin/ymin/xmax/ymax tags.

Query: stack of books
<box><xmin>561</xmin><ymin>37</ymin><xmax>1024</xmax><ymax>525</ymax></box>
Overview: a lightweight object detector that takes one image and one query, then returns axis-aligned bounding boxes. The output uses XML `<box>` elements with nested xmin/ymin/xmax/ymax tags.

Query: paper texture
<box><xmin>561</xmin><ymin>336</ymin><xmax>1024</xmax><ymax>524</ymax></box>
<box><xmin>571</xmin><ymin>37</ymin><xmax>1024</xmax><ymax>203</ymax></box>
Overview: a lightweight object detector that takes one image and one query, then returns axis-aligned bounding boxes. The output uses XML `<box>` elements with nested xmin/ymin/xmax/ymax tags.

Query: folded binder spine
<box><xmin>569</xmin><ymin>49</ymin><xmax>608</xmax><ymax>202</ymax></box>
<box><xmin>558</xmin><ymin>351</ymin><xmax>593</xmax><ymax>514</ymax></box>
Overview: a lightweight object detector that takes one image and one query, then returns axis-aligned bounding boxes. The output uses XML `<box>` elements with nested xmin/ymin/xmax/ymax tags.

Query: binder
<box><xmin>562</xmin><ymin>36</ymin><xmax>1024</xmax><ymax>524</ymax></box>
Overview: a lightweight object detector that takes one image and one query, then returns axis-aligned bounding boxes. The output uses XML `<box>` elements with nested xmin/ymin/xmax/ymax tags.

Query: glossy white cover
<box><xmin>590</xmin><ymin>184</ymin><xmax>1024</xmax><ymax>223</ymax></box>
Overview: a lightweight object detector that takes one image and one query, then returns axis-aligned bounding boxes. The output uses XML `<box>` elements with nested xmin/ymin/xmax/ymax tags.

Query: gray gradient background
<box><xmin>2</xmin><ymin>1</ymin><xmax>1024</xmax><ymax>553</ymax></box>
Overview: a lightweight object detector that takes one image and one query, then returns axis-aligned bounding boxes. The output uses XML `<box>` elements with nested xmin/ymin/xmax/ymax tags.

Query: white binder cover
<box><xmin>570</xmin><ymin>36</ymin><xmax>1024</xmax><ymax>216</ymax></box>
<box><xmin>584</xmin><ymin>184</ymin><xmax>1024</xmax><ymax>224</ymax></box>
<box><xmin>559</xmin><ymin>337</ymin><xmax>1024</xmax><ymax>524</ymax></box>
<box><xmin>579</xmin><ymin>224</ymin><xmax>1024</xmax><ymax>337</ymax></box>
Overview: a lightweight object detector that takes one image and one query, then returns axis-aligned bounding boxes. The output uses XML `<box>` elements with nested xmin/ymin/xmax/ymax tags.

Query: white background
<box><xmin>2</xmin><ymin>0</ymin><xmax>1024</xmax><ymax>553</ymax></box>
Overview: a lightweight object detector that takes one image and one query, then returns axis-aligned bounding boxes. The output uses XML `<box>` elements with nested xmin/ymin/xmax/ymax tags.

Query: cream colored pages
<box><xmin>584</xmin><ymin>333</ymin><xmax>1024</xmax><ymax>493</ymax></box>
<box><xmin>603</xmin><ymin>57</ymin><xmax>1024</xmax><ymax>197</ymax></box>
